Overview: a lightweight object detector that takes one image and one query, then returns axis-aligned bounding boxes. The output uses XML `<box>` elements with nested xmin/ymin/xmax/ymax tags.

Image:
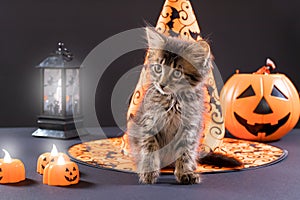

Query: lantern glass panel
<box><xmin>66</xmin><ymin>69</ymin><xmax>80</xmax><ymax>116</ymax></box>
<box><xmin>43</xmin><ymin>69</ymin><xmax>63</xmax><ymax>116</ymax></box>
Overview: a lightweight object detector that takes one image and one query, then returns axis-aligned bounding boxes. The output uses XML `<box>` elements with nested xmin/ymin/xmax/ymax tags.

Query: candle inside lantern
<box><xmin>0</xmin><ymin>149</ymin><xmax>26</xmax><ymax>184</ymax></box>
<box><xmin>43</xmin><ymin>155</ymin><xmax>80</xmax><ymax>186</ymax></box>
<box><xmin>37</xmin><ymin>144</ymin><xmax>70</xmax><ymax>174</ymax></box>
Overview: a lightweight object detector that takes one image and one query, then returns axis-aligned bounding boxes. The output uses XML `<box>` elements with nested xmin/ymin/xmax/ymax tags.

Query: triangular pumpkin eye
<box><xmin>237</xmin><ymin>85</ymin><xmax>256</xmax><ymax>99</ymax></box>
<box><xmin>271</xmin><ymin>85</ymin><xmax>288</xmax><ymax>99</ymax></box>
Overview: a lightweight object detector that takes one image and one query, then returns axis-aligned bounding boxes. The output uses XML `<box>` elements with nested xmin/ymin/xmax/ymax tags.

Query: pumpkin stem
<box><xmin>254</xmin><ymin>58</ymin><xmax>276</xmax><ymax>74</ymax></box>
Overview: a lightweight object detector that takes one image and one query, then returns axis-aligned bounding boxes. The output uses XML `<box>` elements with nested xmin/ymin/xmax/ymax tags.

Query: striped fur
<box><xmin>127</xmin><ymin>28</ymin><xmax>211</xmax><ymax>184</ymax></box>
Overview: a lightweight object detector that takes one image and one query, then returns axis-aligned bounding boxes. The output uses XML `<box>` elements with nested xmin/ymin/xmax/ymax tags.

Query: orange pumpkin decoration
<box><xmin>43</xmin><ymin>156</ymin><xmax>79</xmax><ymax>186</ymax></box>
<box><xmin>37</xmin><ymin>144</ymin><xmax>70</xmax><ymax>175</ymax></box>
<box><xmin>0</xmin><ymin>149</ymin><xmax>26</xmax><ymax>184</ymax></box>
<box><xmin>220</xmin><ymin>59</ymin><xmax>300</xmax><ymax>141</ymax></box>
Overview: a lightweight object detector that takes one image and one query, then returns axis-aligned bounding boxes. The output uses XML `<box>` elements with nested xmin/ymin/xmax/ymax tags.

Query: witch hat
<box><xmin>123</xmin><ymin>0</ymin><xmax>225</xmax><ymax>155</ymax></box>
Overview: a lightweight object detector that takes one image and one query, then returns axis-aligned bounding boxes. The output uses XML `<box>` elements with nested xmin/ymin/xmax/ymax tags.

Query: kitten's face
<box><xmin>148</xmin><ymin>51</ymin><xmax>201</xmax><ymax>95</ymax></box>
<box><xmin>146</xmin><ymin>27</ymin><xmax>211</xmax><ymax>95</ymax></box>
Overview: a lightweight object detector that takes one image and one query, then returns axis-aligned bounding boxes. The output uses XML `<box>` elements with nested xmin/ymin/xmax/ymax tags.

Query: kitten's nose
<box><xmin>160</xmin><ymin>84</ymin><xmax>165</xmax><ymax>89</ymax></box>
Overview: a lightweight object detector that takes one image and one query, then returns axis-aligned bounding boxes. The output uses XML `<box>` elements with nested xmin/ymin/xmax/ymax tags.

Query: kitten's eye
<box><xmin>152</xmin><ymin>64</ymin><xmax>162</xmax><ymax>73</ymax></box>
<box><xmin>173</xmin><ymin>70</ymin><xmax>182</xmax><ymax>78</ymax></box>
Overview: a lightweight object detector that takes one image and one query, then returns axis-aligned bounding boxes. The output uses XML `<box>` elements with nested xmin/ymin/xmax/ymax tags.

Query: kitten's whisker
<box><xmin>166</xmin><ymin>95</ymin><xmax>177</xmax><ymax>113</ymax></box>
<box><xmin>154</xmin><ymin>83</ymin><xmax>167</xmax><ymax>95</ymax></box>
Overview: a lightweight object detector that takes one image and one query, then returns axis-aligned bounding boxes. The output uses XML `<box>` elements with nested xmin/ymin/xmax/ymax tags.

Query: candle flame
<box><xmin>2</xmin><ymin>149</ymin><xmax>12</xmax><ymax>163</ymax></box>
<box><xmin>50</xmin><ymin>144</ymin><xmax>59</xmax><ymax>157</ymax></box>
<box><xmin>57</xmin><ymin>155</ymin><xmax>66</xmax><ymax>165</ymax></box>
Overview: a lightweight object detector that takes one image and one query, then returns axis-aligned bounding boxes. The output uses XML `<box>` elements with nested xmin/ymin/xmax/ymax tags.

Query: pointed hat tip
<box><xmin>155</xmin><ymin>0</ymin><xmax>202</xmax><ymax>41</ymax></box>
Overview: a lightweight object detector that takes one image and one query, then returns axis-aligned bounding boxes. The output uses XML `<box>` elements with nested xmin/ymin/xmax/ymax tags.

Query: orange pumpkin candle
<box><xmin>37</xmin><ymin>144</ymin><xmax>70</xmax><ymax>174</ymax></box>
<box><xmin>0</xmin><ymin>149</ymin><xmax>26</xmax><ymax>184</ymax></box>
<box><xmin>43</xmin><ymin>155</ymin><xmax>79</xmax><ymax>186</ymax></box>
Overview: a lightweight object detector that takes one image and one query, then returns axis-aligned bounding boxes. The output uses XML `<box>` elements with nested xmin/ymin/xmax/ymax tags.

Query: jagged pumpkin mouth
<box><xmin>0</xmin><ymin>176</ymin><xmax>2</xmax><ymax>181</ymax></box>
<box><xmin>65</xmin><ymin>175</ymin><xmax>77</xmax><ymax>182</ymax></box>
<box><xmin>234</xmin><ymin>112</ymin><xmax>290</xmax><ymax>136</ymax></box>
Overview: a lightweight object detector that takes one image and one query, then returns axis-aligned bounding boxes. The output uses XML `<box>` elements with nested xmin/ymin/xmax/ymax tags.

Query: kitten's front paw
<box><xmin>139</xmin><ymin>171</ymin><xmax>160</xmax><ymax>184</ymax></box>
<box><xmin>176</xmin><ymin>172</ymin><xmax>201</xmax><ymax>185</ymax></box>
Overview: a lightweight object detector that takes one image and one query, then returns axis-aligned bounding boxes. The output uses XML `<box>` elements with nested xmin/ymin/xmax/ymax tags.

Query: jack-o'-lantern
<box><xmin>43</xmin><ymin>156</ymin><xmax>79</xmax><ymax>186</ymax></box>
<box><xmin>0</xmin><ymin>162</ymin><xmax>26</xmax><ymax>184</ymax></box>
<box><xmin>37</xmin><ymin>144</ymin><xmax>70</xmax><ymax>174</ymax></box>
<box><xmin>0</xmin><ymin>149</ymin><xmax>26</xmax><ymax>184</ymax></box>
<box><xmin>220</xmin><ymin>59</ymin><xmax>300</xmax><ymax>141</ymax></box>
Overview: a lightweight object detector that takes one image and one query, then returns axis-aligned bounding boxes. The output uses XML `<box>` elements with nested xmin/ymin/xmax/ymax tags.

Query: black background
<box><xmin>0</xmin><ymin>0</ymin><xmax>299</xmax><ymax>127</ymax></box>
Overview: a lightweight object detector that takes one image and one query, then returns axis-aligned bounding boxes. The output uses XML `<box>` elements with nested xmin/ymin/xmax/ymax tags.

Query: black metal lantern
<box><xmin>32</xmin><ymin>42</ymin><xmax>83</xmax><ymax>139</ymax></box>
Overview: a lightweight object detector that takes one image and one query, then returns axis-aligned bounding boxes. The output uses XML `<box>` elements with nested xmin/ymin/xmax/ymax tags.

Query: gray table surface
<box><xmin>0</xmin><ymin>127</ymin><xmax>299</xmax><ymax>200</ymax></box>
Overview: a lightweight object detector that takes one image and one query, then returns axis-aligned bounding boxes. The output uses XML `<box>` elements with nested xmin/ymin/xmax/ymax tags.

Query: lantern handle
<box><xmin>56</xmin><ymin>42</ymin><xmax>73</xmax><ymax>62</ymax></box>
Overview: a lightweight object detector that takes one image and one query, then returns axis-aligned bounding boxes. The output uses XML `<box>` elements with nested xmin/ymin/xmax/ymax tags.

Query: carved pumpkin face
<box><xmin>40</xmin><ymin>154</ymin><xmax>49</xmax><ymax>171</ymax></box>
<box><xmin>0</xmin><ymin>167</ymin><xmax>2</xmax><ymax>181</ymax></box>
<box><xmin>64</xmin><ymin>166</ymin><xmax>78</xmax><ymax>182</ymax></box>
<box><xmin>221</xmin><ymin>73</ymin><xmax>300</xmax><ymax>141</ymax></box>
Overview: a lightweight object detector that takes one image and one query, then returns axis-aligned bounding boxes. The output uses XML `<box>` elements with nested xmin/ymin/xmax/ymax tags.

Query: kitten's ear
<box><xmin>145</xmin><ymin>27</ymin><xmax>165</xmax><ymax>49</ymax></box>
<box><xmin>186</xmin><ymin>40</ymin><xmax>212</xmax><ymax>69</ymax></box>
<box><xmin>198</xmin><ymin>40</ymin><xmax>212</xmax><ymax>68</ymax></box>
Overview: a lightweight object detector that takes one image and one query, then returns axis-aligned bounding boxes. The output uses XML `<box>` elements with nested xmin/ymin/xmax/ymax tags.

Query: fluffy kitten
<box><xmin>127</xmin><ymin>28</ymin><xmax>241</xmax><ymax>184</ymax></box>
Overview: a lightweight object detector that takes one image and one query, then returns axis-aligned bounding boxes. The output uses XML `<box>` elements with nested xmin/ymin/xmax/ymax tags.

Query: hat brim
<box><xmin>68</xmin><ymin>137</ymin><xmax>287</xmax><ymax>174</ymax></box>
